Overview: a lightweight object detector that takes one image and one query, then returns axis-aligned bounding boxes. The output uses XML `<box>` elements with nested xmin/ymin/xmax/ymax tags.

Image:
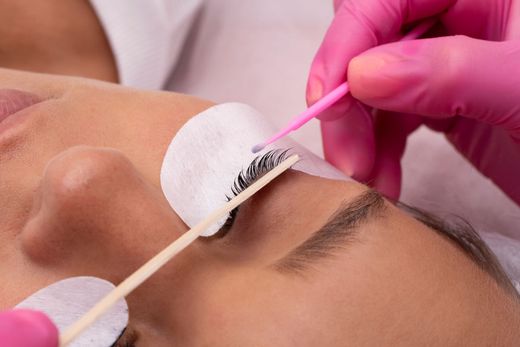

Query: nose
<box><xmin>20</xmin><ymin>146</ymin><xmax>188</xmax><ymax>283</ymax></box>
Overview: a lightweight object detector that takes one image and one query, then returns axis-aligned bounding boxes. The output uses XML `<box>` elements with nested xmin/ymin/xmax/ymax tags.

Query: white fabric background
<box><xmin>89</xmin><ymin>0</ymin><xmax>202</xmax><ymax>89</ymax></box>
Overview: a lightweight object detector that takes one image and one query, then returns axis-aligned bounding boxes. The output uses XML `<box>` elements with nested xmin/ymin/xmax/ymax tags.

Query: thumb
<box><xmin>348</xmin><ymin>36</ymin><xmax>520</xmax><ymax>139</ymax></box>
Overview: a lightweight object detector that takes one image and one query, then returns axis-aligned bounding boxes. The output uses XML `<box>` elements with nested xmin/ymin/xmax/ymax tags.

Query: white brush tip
<box><xmin>251</xmin><ymin>143</ymin><xmax>265</xmax><ymax>154</ymax></box>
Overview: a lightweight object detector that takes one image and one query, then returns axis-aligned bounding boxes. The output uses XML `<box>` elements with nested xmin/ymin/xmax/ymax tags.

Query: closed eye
<box><xmin>210</xmin><ymin>148</ymin><xmax>291</xmax><ymax>239</ymax></box>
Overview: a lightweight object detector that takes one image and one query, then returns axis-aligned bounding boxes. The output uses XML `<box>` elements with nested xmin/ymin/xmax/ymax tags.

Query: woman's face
<box><xmin>0</xmin><ymin>68</ymin><xmax>518</xmax><ymax>346</ymax></box>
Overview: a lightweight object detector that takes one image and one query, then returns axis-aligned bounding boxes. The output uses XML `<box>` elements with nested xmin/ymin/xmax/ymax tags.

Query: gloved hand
<box><xmin>0</xmin><ymin>309</ymin><xmax>58</xmax><ymax>347</ymax></box>
<box><xmin>307</xmin><ymin>0</ymin><xmax>520</xmax><ymax>204</ymax></box>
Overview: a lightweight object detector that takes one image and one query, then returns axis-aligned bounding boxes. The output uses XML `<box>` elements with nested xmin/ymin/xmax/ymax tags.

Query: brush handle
<box><xmin>253</xmin><ymin>18</ymin><xmax>437</xmax><ymax>152</ymax></box>
<box><xmin>289</xmin><ymin>82</ymin><xmax>349</xmax><ymax>130</ymax></box>
<box><xmin>298</xmin><ymin>17</ymin><xmax>435</xmax><ymax>125</ymax></box>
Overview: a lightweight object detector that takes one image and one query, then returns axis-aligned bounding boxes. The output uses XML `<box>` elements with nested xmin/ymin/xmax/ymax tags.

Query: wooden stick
<box><xmin>59</xmin><ymin>154</ymin><xmax>300</xmax><ymax>346</ymax></box>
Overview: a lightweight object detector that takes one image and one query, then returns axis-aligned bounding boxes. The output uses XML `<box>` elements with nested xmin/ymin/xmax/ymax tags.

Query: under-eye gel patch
<box><xmin>160</xmin><ymin>102</ymin><xmax>349</xmax><ymax>236</ymax></box>
<box><xmin>15</xmin><ymin>276</ymin><xmax>128</xmax><ymax>347</ymax></box>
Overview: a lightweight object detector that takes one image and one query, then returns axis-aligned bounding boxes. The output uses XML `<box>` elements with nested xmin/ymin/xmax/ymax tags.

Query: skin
<box><xmin>0</xmin><ymin>68</ymin><xmax>519</xmax><ymax>346</ymax></box>
<box><xmin>0</xmin><ymin>0</ymin><xmax>117</xmax><ymax>82</ymax></box>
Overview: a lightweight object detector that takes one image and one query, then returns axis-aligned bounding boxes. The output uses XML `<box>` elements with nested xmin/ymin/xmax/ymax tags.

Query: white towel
<box><xmin>89</xmin><ymin>0</ymin><xmax>203</xmax><ymax>89</ymax></box>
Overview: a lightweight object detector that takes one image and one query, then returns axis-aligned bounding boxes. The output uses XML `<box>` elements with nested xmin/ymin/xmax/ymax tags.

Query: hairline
<box><xmin>396</xmin><ymin>201</ymin><xmax>519</xmax><ymax>298</ymax></box>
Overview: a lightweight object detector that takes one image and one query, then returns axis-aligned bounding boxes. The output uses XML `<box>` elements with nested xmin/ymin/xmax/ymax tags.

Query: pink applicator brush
<box><xmin>251</xmin><ymin>19</ymin><xmax>436</xmax><ymax>154</ymax></box>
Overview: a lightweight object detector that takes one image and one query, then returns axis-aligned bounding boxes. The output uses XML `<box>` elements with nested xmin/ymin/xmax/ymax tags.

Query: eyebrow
<box><xmin>274</xmin><ymin>189</ymin><xmax>387</xmax><ymax>274</ymax></box>
<box><xmin>272</xmin><ymin>189</ymin><xmax>519</xmax><ymax>298</ymax></box>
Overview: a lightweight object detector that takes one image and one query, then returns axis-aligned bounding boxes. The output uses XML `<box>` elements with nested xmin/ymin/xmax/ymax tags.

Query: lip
<box><xmin>0</xmin><ymin>89</ymin><xmax>44</xmax><ymax>139</ymax></box>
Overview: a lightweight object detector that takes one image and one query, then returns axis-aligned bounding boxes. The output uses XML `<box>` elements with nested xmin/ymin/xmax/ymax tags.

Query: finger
<box><xmin>333</xmin><ymin>0</ymin><xmax>343</xmax><ymax>13</ymax></box>
<box><xmin>0</xmin><ymin>310</ymin><xmax>58</xmax><ymax>347</ymax></box>
<box><xmin>307</xmin><ymin>0</ymin><xmax>453</xmax><ymax>120</ymax></box>
<box><xmin>369</xmin><ymin>111</ymin><xmax>423</xmax><ymax>199</ymax></box>
<box><xmin>348</xmin><ymin>36</ymin><xmax>520</xmax><ymax>139</ymax></box>
<box><xmin>321</xmin><ymin>101</ymin><xmax>375</xmax><ymax>180</ymax></box>
<box><xmin>445</xmin><ymin>118</ymin><xmax>520</xmax><ymax>204</ymax></box>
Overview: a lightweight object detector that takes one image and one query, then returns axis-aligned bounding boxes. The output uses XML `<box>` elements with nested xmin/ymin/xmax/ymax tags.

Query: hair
<box><xmin>397</xmin><ymin>202</ymin><xmax>519</xmax><ymax>298</ymax></box>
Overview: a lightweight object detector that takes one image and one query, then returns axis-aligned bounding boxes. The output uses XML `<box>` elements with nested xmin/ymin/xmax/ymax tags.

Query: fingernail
<box><xmin>371</xmin><ymin>157</ymin><xmax>401</xmax><ymax>200</ymax></box>
<box><xmin>328</xmin><ymin>151</ymin><xmax>355</xmax><ymax>177</ymax></box>
<box><xmin>322</xmin><ymin>134</ymin><xmax>354</xmax><ymax>177</ymax></box>
<box><xmin>306</xmin><ymin>76</ymin><xmax>324</xmax><ymax>106</ymax></box>
<box><xmin>348</xmin><ymin>53</ymin><xmax>415</xmax><ymax>100</ymax></box>
<box><xmin>320</xmin><ymin>108</ymin><xmax>375</xmax><ymax>179</ymax></box>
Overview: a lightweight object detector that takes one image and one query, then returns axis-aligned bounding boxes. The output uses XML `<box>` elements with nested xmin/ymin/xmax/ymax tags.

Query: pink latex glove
<box><xmin>0</xmin><ymin>309</ymin><xmax>58</xmax><ymax>347</ymax></box>
<box><xmin>307</xmin><ymin>0</ymin><xmax>520</xmax><ymax>205</ymax></box>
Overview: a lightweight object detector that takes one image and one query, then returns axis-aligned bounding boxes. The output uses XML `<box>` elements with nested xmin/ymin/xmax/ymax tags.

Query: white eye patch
<box><xmin>160</xmin><ymin>102</ymin><xmax>349</xmax><ymax>236</ymax></box>
<box><xmin>15</xmin><ymin>276</ymin><xmax>128</xmax><ymax>347</ymax></box>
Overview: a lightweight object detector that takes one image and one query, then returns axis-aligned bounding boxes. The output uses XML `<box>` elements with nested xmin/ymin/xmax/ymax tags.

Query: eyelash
<box><xmin>112</xmin><ymin>327</ymin><xmax>138</xmax><ymax>347</ymax></box>
<box><xmin>212</xmin><ymin>149</ymin><xmax>291</xmax><ymax>238</ymax></box>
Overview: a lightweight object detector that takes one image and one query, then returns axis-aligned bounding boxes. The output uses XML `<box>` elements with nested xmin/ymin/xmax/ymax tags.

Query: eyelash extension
<box><xmin>111</xmin><ymin>327</ymin><xmax>138</xmax><ymax>347</ymax></box>
<box><xmin>213</xmin><ymin>148</ymin><xmax>291</xmax><ymax>238</ymax></box>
